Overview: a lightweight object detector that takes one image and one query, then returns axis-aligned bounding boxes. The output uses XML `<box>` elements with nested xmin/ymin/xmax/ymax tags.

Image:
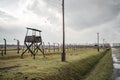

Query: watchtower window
<box><xmin>26</xmin><ymin>30</ymin><xmax>41</xmax><ymax>36</ymax></box>
<box><xmin>25</xmin><ymin>36</ymin><xmax>42</xmax><ymax>43</ymax></box>
<box><xmin>24</xmin><ymin>27</ymin><xmax>42</xmax><ymax>43</ymax></box>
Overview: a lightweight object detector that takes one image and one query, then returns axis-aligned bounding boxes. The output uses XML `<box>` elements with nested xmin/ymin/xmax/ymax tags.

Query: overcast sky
<box><xmin>0</xmin><ymin>0</ymin><xmax>120</xmax><ymax>45</ymax></box>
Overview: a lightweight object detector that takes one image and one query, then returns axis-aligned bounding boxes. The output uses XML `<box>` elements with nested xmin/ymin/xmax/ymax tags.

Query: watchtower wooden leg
<box><xmin>37</xmin><ymin>46</ymin><xmax>45</xmax><ymax>57</ymax></box>
<box><xmin>21</xmin><ymin>43</ymin><xmax>33</xmax><ymax>58</ymax></box>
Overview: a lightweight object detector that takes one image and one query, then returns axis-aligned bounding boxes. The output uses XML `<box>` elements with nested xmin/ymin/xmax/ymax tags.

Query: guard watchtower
<box><xmin>21</xmin><ymin>27</ymin><xmax>45</xmax><ymax>59</ymax></box>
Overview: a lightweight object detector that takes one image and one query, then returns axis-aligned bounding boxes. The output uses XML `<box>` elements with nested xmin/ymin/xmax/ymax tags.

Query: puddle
<box><xmin>114</xmin><ymin>63</ymin><xmax>120</xmax><ymax>69</ymax></box>
<box><xmin>115</xmin><ymin>77</ymin><xmax>120</xmax><ymax>80</ymax></box>
<box><xmin>116</xmin><ymin>58</ymin><xmax>120</xmax><ymax>61</ymax></box>
<box><xmin>112</xmin><ymin>48</ymin><xmax>120</xmax><ymax>80</ymax></box>
<box><xmin>112</xmin><ymin>55</ymin><xmax>120</xmax><ymax>63</ymax></box>
<box><xmin>113</xmin><ymin>57</ymin><xmax>118</xmax><ymax>62</ymax></box>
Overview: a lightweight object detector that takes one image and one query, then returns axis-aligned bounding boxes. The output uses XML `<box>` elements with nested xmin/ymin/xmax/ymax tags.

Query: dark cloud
<box><xmin>65</xmin><ymin>0</ymin><xmax>120</xmax><ymax>30</ymax></box>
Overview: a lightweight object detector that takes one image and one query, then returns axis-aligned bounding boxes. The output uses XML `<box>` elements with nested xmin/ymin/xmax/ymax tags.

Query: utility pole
<box><xmin>103</xmin><ymin>39</ymin><xmax>105</xmax><ymax>48</ymax></box>
<box><xmin>97</xmin><ymin>33</ymin><xmax>99</xmax><ymax>52</ymax></box>
<box><xmin>53</xmin><ymin>43</ymin><xmax>55</xmax><ymax>52</ymax></box>
<box><xmin>3</xmin><ymin>38</ymin><xmax>6</xmax><ymax>55</ymax></box>
<box><xmin>61</xmin><ymin>0</ymin><xmax>66</xmax><ymax>61</ymax></box>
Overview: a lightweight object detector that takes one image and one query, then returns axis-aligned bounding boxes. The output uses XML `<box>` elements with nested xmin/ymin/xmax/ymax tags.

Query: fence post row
<box><xmin>14</xmin><ymin>39</ymin><xmax>20</xmax><ymax>54</ymax></box>
<box><xmin>48</xmin><ymin>42</ymin><xmax>50</xmax><ymax>52</ymax></box>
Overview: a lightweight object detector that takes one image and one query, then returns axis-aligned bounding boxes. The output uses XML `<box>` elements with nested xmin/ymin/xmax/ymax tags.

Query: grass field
<box><xmin>85</xmin><ymin>49</ymin><xmax>112</xmax><ymax>80</ymax></box>
<box><xmin>0</xmin><ymin>48</ymin><xmax>112</xmax><ymax>80</ymax></box>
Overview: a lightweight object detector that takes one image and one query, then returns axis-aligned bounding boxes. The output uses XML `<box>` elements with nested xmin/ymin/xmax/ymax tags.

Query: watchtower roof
<box><xmin>27</xmin><ymin>27</ymin><xmax>42</xmax><ymax>32</ymax></box>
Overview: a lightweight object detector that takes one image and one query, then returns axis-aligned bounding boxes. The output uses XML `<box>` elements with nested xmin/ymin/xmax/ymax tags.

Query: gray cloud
<box><xmin>0</xmin><ymin>27</ymin><xmax>26</xmax><ymax>44</ymax></box>
<box><xmin>0</xmin><ymin>0</ymin><xmax>18</xmax><ymax>4</ymax></box>
<box><xmin>26</xmin><ymin>0</ymin><xmax>61</xmax><ymax>15</ymax></box>
<box><xmin>65</xmin><ymin>0</ymin><xmax>120</xmax><ymax>30</ymax></box>
<box><xmin>0</xmin><ymin>10</ymin><xmax>17</xmax><ymax>20</ymax></box>
<box><xmin>0</xmin><ymin>0</ymin><xmax>19</xmax><ymax>12</ymax></box>
<box><xmin>24</xmin><ymin>0</ymin><xmax>120</xmax><ymax>30</ymax></box>
<box><xmin>22</xmin><ymin>0</ymin><xmax>61</xmax><ymax>26</ymax></box>
<box><xmin>0</xmin><ymin>0</ymin><xmax>120</xmax><ymax>44</ymax></box>
<box><xmin>26</xmin><ymin>0</ymin><xmax>47</xmax><ymax>16</ymax></box>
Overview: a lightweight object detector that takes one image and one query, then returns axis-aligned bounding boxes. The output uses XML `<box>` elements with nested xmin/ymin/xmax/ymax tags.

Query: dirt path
<box><xmin>112</xmin><ymin>48</ymin><xmax>120</xmax><ymax>80</ymax></box>
<box><xmin>0</xmin><ymin>65</ymin><xmax>19</xmax><ymax>71</ymax></box>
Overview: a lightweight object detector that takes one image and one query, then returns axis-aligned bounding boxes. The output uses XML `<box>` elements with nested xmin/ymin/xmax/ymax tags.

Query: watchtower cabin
<box><xmin>21</xmin><ymin>27</ymin><xmax>45</xmax><ymax>59</ymax></box>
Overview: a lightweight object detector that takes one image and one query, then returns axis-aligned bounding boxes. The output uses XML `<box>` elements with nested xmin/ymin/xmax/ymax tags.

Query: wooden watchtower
<box><xmin>21</xmin><ymin>27</ymin><xmax>45</xmax><ymax>59</ymax></box>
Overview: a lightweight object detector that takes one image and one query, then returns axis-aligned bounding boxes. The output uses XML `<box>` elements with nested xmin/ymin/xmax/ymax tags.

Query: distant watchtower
<box><xmin>21</xmin><ymin>27</ymin><xmax>45</xmax><ymax>59</ymax></box>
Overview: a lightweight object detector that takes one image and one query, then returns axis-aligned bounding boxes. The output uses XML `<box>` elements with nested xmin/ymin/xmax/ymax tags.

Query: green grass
<box><xmin>44</xmin><ymin>49</ymin><xmax>107</xmax><ymax>80</ymax></box>
<box><xmin>0</xmin><ymin>48</ymin><xmax>110</xmax><ymax>80</ymax></box>
<box><xmin>84</xmin><ymin>50</ymin><xmax>112</xmax><ymax>80</ymax></box>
